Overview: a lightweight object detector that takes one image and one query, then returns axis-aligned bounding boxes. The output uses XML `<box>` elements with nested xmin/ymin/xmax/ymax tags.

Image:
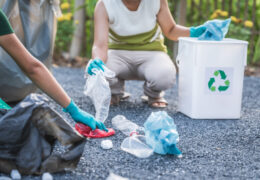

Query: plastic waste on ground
<box><xmin>75</xmin><ymin>123</ymin><xmax>115</xmax><ymax>138</ymax></box>
<box><xmin>0</xmin><ymin>0</ymin><xmax>60</xmax><ymax>102</ymax></box>
<box><xmin>112</xmin><ymin>115</ymin><xmax>140</xmax><ymax>136</ymax></box>
<box><xmin>121</xmin><ymin>134</ymin><xmax>154</xmax><ymax>158</ymax></box>
<box><xmin>144</xmin><ymin>111</ymin><xmax>182</xmax><ymax>156</ymax></box>
<box><xmin>10</xmin><ymin>170</ymin><xmax>21</xmax><ymax>180</ymax></box>
<box><xmin>42</xmin><ymin>172</ymin><xmax>53</xmax><ymax>180</ymax></box>
<box><xmin>84</xmin><ymin>66</ymin><xmax>115</xmax><ymax>123</ymax></box>
<box><xmin>0</xmin><ymin>99</ymin><xmax>11</xmax><ymax>110</ymax></box>
<box><xmin>106</xmin><ymin>172</ymin><xmax>129</xmax><ymax>180</ymax></box>
<box><xmin>0</xmin><ymin>177</ymin><xmax>11</xmax><ymax>180</ymax></box>
<box><xmin>0</xmin><ymin>94</ymin><xmax>86</xmax><ymax>175</ymax></box>
<box><xmin>112</xmin><ymin>115</ymin><xmax>154</xmax><ymax>158</ymax></box>
<box><xmin>101</xmin><ymin>140</ymin><xmax>113</xmax><ymax>150</ymax></box>
<box><xmin>198</xmin><ymin>18</ymin><xmax>231</xmax><ymax>41</ymax></box>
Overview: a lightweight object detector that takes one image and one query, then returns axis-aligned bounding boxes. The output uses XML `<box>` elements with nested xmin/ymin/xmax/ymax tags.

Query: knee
<box><xmin>147</xmin><ymin>66</ymin><xmax>176</xmax><ymax>91</ymax></box>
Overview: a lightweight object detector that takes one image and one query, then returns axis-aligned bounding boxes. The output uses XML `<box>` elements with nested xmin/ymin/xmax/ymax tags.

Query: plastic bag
<box><xmin>198</xmin><ymin>18</ymin><xmax>231</xmax><ymax>41</ymax></box>
<box><xmin>0</xmin><ymin>94</ymin><xmax>85</xmax><ymax>175</ymax></box>
<box><xmin>144</xmin><ymin>111</ymin><xmax>182</xmax><ymax>156</ymax></box>
<box><xmin>0</xmin><ymin>0</ymin><xmax>59</xmax><ymax>102</ymax></box>
<box><xmin>84</xmin><ymin>66</ymin><xmax>115</xmax><ymax>123</ymax></box>
<box><xmin>112</xmin><ymin>115</ymin><xmax>153</xmax><ymax>158</ymax></box>
<box><xmin>75</xmin><ymin>123</ymin><xmax>115</xmax><ymax>138</ymax></box>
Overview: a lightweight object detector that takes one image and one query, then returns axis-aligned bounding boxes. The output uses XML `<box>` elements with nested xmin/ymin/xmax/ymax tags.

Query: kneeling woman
<box><xmin>0</xmin><ymin>9</ymin><xmax>107</xmax><ymax>132</ymax></box>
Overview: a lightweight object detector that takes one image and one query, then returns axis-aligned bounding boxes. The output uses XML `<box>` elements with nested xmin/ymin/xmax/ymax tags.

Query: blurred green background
<box><xmin>55</xmin><ymin>0</ymin><xmax>260</xmax><ymax>65</ymax></box>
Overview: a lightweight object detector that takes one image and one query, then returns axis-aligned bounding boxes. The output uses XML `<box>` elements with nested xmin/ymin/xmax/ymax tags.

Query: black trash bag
<box><xmin>0</xmin><ymin>94</ymin><xmax>86</xmax><ymax>175</ymax></box>
<box><xmin>0</xmin><ymin>0</ymin><xmax>60</xmax><ymax>102</ymax></box>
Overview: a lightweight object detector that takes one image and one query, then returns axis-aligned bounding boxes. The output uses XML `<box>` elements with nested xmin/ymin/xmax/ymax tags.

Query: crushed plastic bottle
<box><xmin>42</xmin><ymin>172</ymin><xmax>53</xmax><ymax>180</ymax></box>
<box><xmin>112</xmin><ymin>115</ymin><xmax>139</xmax><ymax>136</ymax></box>
<box><xmin>106</xmin><ymin>172</ymin><xmax>129</xmax><ymax>180</ymax></box>
<box><xmin>10</xmin><ymin>169</ymin><xmax>21</xmax><ymax>180</ymax></box>
<box><xmin>112</xmin><ymin>115</ymin><xmax>153</xmax><ymax>158</ymax></box>
<box><xmin>121</xmin><ymin>134</ymin><xmax>153</xmax><ymax>158</ymax></box>
<box><xmin>101</xmin><ymin>140</ymin><xmax>113</xmax><ymax>150</ymax></box>
<box><xmin>84</xmin><ymin>66</ymin><xmax>115</xmax><ymax>123</ymax></box>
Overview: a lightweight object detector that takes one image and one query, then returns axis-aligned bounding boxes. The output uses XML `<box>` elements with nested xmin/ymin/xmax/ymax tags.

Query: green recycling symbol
<box><xmin>208</xmin><ymin>70</ymin><xmax>230</xmax><ymax>92</ymax></box>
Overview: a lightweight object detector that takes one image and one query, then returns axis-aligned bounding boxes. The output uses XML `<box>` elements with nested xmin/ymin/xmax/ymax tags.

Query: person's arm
<box><xmin>91</xmin><ymin>0</ymin><xmax>109</xmax><ymax>63</ymax></box>
<box><xmin>0</xmin><ymin>33</ymin><xmax>71</xmax><ymax>108</ymax></box>
<box><xmin>157</xmin><ymin>0</ymin><xmax>190</xmax><ymax>41</ymax></box>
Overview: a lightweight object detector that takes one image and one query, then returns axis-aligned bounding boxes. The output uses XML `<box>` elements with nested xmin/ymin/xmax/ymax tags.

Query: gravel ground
<box><xmin>2</xmin><ymin>67</ymin><xmax>260</xmax><ymax>180</ymax></box>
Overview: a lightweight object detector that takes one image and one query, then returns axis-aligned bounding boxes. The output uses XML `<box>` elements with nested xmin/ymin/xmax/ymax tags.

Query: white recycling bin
<box><xmin>177</xmin><ymin>37</ymin><xmax>248</xmax><ymax>119</ymax></box>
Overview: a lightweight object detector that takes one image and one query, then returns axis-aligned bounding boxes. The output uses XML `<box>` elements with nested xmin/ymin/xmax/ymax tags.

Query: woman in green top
<box><xmin>87</xmin><ymin>0</ymin><xmax>206</xmax><ymax>108</ymax></box>
<box><xmin>0</xmin><ymin>9</ymin><xmax>107</xmax><ymax>132</ymax></box>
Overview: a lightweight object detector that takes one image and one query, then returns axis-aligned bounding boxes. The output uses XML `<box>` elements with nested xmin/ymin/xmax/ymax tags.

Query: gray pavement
<box><xmin>5</xmin><ymin>67</ymin><xmax>260</xmax><ymax>180</ymax></box>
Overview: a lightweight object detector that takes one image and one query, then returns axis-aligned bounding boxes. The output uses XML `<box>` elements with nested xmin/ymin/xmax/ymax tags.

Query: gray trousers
<box><xmin>106</xmin><ymin>50</ymin><xmax>176</xmax><ymax>98</ymax></box>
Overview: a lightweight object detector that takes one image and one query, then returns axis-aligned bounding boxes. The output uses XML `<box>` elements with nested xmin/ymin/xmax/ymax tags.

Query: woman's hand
<box><xmin>87</xmin><ymin>58</ymin><xmax>105</xmax><ymax>75</ymax></box>
<box><xmin>63</xmin><ymin>100</ymin><xmax>108</xmax><ymax>132</ymax></box>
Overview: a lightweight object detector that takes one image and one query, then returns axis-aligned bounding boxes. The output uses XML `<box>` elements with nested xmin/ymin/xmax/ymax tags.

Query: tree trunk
<box><xmin>69</xmin><ymin>0</ymin><xmax>86</xmax><ymax>60</ymax></box>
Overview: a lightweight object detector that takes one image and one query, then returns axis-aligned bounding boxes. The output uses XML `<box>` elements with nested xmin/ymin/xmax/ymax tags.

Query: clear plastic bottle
<box><xmin>112</xmin><ymin>115</ymin><xmax>153</xmax><ymax>158</ymax></box>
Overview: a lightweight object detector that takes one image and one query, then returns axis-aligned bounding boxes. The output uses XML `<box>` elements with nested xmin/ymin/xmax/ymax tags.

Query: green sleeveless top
<box><xmin>0</xmin><ymin>9</ymin><xmax>14</xmax><ymax>36</ymax></box>
<box><xmin>108</xmin><ymin>24</ymin><xmax>167</xmax><ymax>53</ymax></box>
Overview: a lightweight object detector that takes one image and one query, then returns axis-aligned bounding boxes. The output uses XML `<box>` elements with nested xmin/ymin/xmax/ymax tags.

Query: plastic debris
<box><xmin>0</xmin><ymin>177</ymin><xmax>11</xmax><ymax>180</ymax></box>
<box><xmin>112</xmin><ymin>115</ymin><xmax>139</xmax><ymax>136</ymax></box>
<box><xmin>121</xmin><ymin>135</ymin><xmax>153</xmax><ymax>158</ymax></box>
<box><xmin>112</xmin><ymin>115</ymin><xmax>153</xmax><ymax>158</ymax></box>
<box><xmin>10</xmin><ymin>169</ymin><xmax>21</xmax><ymax>180</ymax></box>
<box><xmin>198</xmin><ymin>18</ymin><xmax>231</xmax><ymax>41</ymax></box>
<box><xmin>75</xmin><ymin>123</ymin><xmax>115</xmax><ymax>138</ymax></box>
<box><xmin>106</xmin><ymin>172</ymin><xmax>129</xmax><ymax>180</ymax></box>
<box><xmin>84</xmin><ymin>66</ymin><xmax>115</xmax><ymax>123</ymax></box>
<box><xmin>144</xmin><ymin>111</ymin><xmax>182</xmax><ymax>155</ymax></box>
<box><xmin>42</xmin><ymin>172</ymin><xmax>53</xmax><ymax>180</ymax></box>
<box><xmin>101</xmin><ymin>140</ymin><xmax>113</xmax><ymax>150</ymax></box>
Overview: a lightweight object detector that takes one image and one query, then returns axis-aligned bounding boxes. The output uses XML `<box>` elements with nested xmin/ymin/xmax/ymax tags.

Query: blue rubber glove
<box><xmin>63</xmin><ymin>100</ymin><xmax>108</xmax><ymax>132</ymax></box>
<box><xmin>87</xmin><ymin>58</ymin><xmax>105</xmax><ymax>75</ymax></box>
<box><xmin>190</xmin><ymin>25</ymin><xmax>207</xmax><ymax>37</ymax></box>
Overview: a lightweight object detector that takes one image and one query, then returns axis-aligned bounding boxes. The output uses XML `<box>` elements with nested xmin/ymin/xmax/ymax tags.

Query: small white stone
<box><xmin>10</xmin><ymin>169</ymin><xmax>21</xmax><ymax>180</ymax></box>
<box><xmin>106</xmin><ymin>172</ymin><xmax>128</xmax><ymax>180</ymax></box>
<box><xmin>101</xmin><ymin>140</ymin><xmax>113</xmax><ymax>150</ymax></box>
<box><xmin>42</xmin><ymin>172</ymin><xmax>53</xmax><ymax>180</ymax></box>
<box><xmin>177</xmin><ymin>154</ymin><xmax>183</xmax><ymax>159</ymax></box>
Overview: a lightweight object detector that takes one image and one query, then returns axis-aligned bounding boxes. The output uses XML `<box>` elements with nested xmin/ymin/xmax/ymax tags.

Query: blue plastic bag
<box><xmin>198</xmin><ymin>18</ymin><xmax>231</xmax><ymax>41</ymax></box>
<box><xmin>144</xmin><ymin>111</ymin><xmax>182</xmax><ymax>155</ymax></box>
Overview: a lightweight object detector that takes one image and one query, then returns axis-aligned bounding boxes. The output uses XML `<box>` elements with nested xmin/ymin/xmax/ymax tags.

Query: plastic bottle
<box><xmin>121</xmin><ymin>134</ymin><xmax>153</xmax><ymax>158</ymax></box>
<box><xmin>112</xmin><ymin>115</ymin><xmax>153</xmax><ymax>158</ymax></box>
<box><xmin>112</xmin><ymin>115</ymin><xmax>139</xmax><ymax>136</ymax></box>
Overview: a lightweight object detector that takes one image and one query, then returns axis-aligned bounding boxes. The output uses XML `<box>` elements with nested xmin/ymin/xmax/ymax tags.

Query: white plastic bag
<box><xmin>84</xmin><ymin>66</ymin><xmax>115</xmax><ymax>123</ymax></box>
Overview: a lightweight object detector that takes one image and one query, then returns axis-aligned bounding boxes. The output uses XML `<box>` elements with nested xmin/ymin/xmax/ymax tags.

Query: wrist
<box><xmin>189</xmin><ymin>27</ymin><xmax>195</xmax><ymax>37</ymax></box>
<box><xmin>63</xmin><ymin>100</ymin><xmax>78</xmax><ymax>115</ymax></box>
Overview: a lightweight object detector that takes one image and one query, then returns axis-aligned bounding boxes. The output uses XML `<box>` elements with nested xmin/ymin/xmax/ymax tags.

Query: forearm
<box><xmin>166</xmin><ymin>25</ymin><xmax>190</xmax><ymax>41</ymax></box>
<box><xmin>0</xmin><ymin>34</ymin><xmax>71</xmax><ymax>108</ymax></box>
<box><xmin>92</xmin><ymin>44</ymin><xmax>108</xmax><ymax>63</ymax></box>
<box><xmin>26</xmin><ymin>62</ymin><xmax>71</xmax><ymax>108</ymax></box>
